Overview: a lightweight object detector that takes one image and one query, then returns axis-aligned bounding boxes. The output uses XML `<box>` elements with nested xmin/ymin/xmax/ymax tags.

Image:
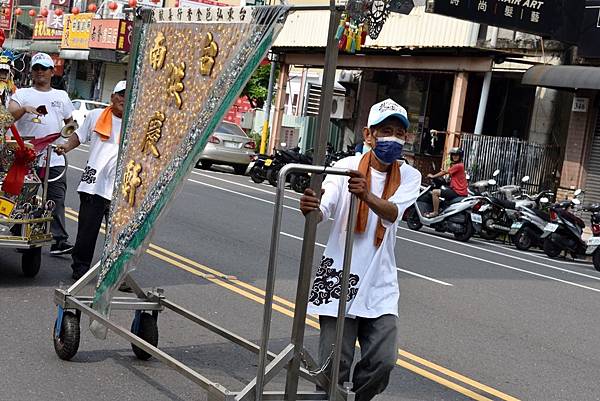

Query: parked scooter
<box><xmin>266</xmin><ymin>147</ymin><xmax>313</xmax><ymax>187</ymax></box>
<box><xmin>405</xmin><ymin>176</ymin><xmax>481</xmax><ymax>242</ymax></box>
<box><xmin>248</xmin><ymin>153</ymin><xmax>274</xmax><ymax>184</ymax></box>
<box><xmin>541</xmin><ymin>189</ymin><xmax>600</xmax><ymax>270</ymax></box>
<box><xmin>508</xmin><ymin>191</ymin><xmax>554</xmax><ymax>251</ymax></box>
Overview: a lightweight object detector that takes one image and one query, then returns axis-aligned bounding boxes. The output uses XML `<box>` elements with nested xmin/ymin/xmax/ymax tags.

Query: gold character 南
<box><xmin>150</xmin><ymin>32</ymin><xmax>167</xmax><ymax>70</ymax></box>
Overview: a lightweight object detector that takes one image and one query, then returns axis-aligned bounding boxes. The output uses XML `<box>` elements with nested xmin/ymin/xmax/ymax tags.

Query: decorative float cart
<box><xmin>0</xmin><ymin>109</ymin><xmax>74</xmax><ymax>277</ymax></box>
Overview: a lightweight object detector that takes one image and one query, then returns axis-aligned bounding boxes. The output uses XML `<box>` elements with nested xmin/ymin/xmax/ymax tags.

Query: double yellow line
<box><xmin>64</xmin><ymin>207</ymin><xmax>519</xmax><ymax>401</ymax></box>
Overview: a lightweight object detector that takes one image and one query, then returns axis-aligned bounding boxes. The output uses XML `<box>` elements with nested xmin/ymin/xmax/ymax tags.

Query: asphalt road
<box><xmin>2</xmin><ymin>146</ymin><xmax>600</xmax><ymax>401</ymax></box>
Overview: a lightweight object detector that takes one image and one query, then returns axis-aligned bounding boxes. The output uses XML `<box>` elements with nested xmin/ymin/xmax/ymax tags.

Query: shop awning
<box><xmin>59</xmin><ymin>49</ymin><xmax>89</xmax><ymax>61</ymax></box>
<box><xmin>30</xmin><ymin>41</ymin><xmax>60</xmax><ymax>54</ymax></box>
<box><xmin>522</xmin><ymin>65</ymin><xmax>600</xmax><ymax>90</ymax></box>
<box><xmin>3</xmin><ymin>39</ymin><xmax>32</xmax><ymax>52</ymax></box>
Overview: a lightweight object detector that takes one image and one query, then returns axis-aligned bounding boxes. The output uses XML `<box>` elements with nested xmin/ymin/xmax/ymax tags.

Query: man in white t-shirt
<box><xmin>300</xmin><ymin>99</ymin><xmax>421</xmax><ymax>401</ymax></box>
<box><xmin>8</xmin><ymin>52</ymin><xmax>75</xmax><ymax>255</ymax></box>
<box><xmin>55</xmin><ymin>80</ymin><xmax>126</xmax><ymax>280</ymax></box>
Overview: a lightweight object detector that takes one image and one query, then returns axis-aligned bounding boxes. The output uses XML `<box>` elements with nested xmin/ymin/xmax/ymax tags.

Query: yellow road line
<box><xmin>64</xmin><ymin>208</ymin><xmax>519</xmax><ymax>401</ymax></box>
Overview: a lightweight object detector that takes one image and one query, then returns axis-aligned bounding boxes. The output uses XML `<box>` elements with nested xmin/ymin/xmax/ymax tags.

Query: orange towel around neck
<box><xmin>94</xmin><ymin>106</ymin><xmax>114</xmax><ymax>141</ymax></box>
<box><xmin>354</xmin><ymin>152</ymin><xmax>401</xmax><ymax>247</ymax></box>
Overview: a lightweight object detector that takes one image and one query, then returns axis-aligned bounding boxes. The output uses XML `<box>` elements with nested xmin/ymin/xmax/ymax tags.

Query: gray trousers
<box><xmin>47</xmin><ymin>166</ymin><xmax>69</xmax><ymax>242</ymax></box>
<box><xmin>319</xmin><ymin>314</ymin><xmax>398</xmax><ymax>401</ymax></box>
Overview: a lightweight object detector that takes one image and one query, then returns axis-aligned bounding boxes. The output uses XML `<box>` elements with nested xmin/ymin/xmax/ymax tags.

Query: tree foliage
<box><xmin>241</xmin><ymin>64</ymin><xmax>278</xmax><ymax>109</ymax></box>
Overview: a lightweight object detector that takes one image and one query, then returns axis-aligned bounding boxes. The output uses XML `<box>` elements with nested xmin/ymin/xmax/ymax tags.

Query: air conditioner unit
<box><xmin>330</xmin><ymin>95</ymin><xmax>354</xmax><ymax>120</ymax></box>
<box><xmin>240</xmin><ymin>112</ymin><xmax>255</xmax><ymax>129</ymax></box>
<box><xmin>338</xmin><ymin>70</ymin><xmax>358</xmax><ymax>84</ymax></box>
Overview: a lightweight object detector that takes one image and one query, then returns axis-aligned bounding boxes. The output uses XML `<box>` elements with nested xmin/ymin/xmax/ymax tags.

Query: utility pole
<box><xmin>259</xmin><ymin>54</ymin><xmax>276</xmax><ymax>154</ymax></box>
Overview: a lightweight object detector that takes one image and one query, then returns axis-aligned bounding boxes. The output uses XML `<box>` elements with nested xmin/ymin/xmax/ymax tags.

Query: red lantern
<box><xmin>108</xmin><ymin>1</ymin><xmax>118</xmax><ymax>10</ymax></box>
<box><xmin>87</xmin><ymin>3</ymin><xmax>97</xmax><ymax>12</ymax></box>
<box><xmin>14</xmin><ymin>7</ymin><xmax>22</xmax><ymax>16</ymax></box>
<box><xmin>71</xmin><ymin>6</ymin><xmax>80</xmax><ymax>14</ymax></box>
<box><xmin>40</xmin><ymin>7</ymin><xmax>49</xmax><ymax>17</ymax></box>
<box><xmin>174</xmin><ymin>0</ymin><xmax>179</xmax><ymax>5</ymax></box>
<box><xmin>28</xmin><ymin>9</ymin><xmax>36</xmax><ymax>17</ymax></box>
<box><xmin>54</xmin><ymin>8</ymin><xmax>63</xmax><ymax>16</ymax></box>
<box><xmin>128</xmin><ymin>0</ymin><xmax>137</xmax><ymax>7</ymax></box>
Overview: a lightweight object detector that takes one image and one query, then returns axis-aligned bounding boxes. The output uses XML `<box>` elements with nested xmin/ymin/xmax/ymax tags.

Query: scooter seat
<box><xmin>494</xmin><ymin>198</ymin><xmax>516</xmax><ymax>210</ymax></box>
<box><xmin>533</xmin><ymin>209</ymin><xmax>550</xmax><ymax>220</ymax></box>
<box><xmin>447</xmin><ymin>196</ymin><xmax>466</xmax><ymax>205</ymax></box>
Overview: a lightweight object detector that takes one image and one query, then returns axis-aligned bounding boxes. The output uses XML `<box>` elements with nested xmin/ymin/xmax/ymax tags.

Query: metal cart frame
<box><xmin>54</xmin><ymin>163</ymin><xmax>358</xmax><ymax>401</ymax></box>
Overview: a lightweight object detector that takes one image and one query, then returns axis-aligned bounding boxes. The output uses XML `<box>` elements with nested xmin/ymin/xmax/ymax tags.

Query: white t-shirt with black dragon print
<box><xmin>307</xmin><ymin>155</ymin><xmax>421</xmax><ymax>319</ymax></box>
<box><xmin>75</xmin><ymin>108</ymin><xmax>121</xmax><ymax>201</ymax></box>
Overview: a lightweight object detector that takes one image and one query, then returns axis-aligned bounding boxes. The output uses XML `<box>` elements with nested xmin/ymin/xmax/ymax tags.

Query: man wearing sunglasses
<box><xmin>8</xmin><ymin>52</ymin><xmax>75</xmax><ymax>255</ymax></box>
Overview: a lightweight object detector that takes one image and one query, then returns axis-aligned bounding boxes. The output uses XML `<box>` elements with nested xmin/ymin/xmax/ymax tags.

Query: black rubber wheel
<box><xmin>543</xmin><ymin>237</ymin><xmax>562</xmax><ymax>258</ymax></box>
<box><xmin>199</xmin><ymin>161</ymin><xmax>212</xmax><ymax>170</ymax></box>
<box><xmin>514</xmin><ymin>228</ymin><xmax>533</xmax><ymax>251</ymax></box>
<box><xmin>249</xmin><ymin>166</ymin><xmax>265</xmax><ymax>184</ymax></box>
<box><xmin>453</xmin><ymin>215</ymin><xmax>474</xmax><ymax>242</ymax></box>
<box><xmin>406</xmin><ymin>207</ymin><xmax>422</xmax><ymax>231</ymax></box>
<box><xmin>131</xmin><ymin>312</ymin><xmax>159</xmax><ymax>360</ymax></box>
<box><xmin>291</xmin><ymin>174</ymin><xmax>310</xmax><ymax>193</ymax></box>
<box><xmin>233</xmin><ymin>164</ymin><xmax>247</xmax><ymax>175</ymax></box>
<box><xmin>593</xmin><ymin>250</ymin><xmax>600</xmax><ymax>272</ymax></box>
<box><xmin>53</xmin><ymin>311</ymin><xmax>80</xmax><ymax>361</ymax></box>
<box><xmin>266</xmin><ymin>168</ymin><xmax>279</xmax><ymax>187</ymax></box>
<box><xmin>22</xmin><ymin>247</ymin><xmax>41</xmax><ymax>278</ymax></box>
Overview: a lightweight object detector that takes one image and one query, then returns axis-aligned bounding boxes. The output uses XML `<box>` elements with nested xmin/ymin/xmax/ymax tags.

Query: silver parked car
<box><xmin>197</xmin><ymin>121</ymin><xmax>256</xmax><ymax>175</ymax></box>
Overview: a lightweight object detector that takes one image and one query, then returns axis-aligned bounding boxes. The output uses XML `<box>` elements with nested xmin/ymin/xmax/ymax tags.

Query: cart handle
<box><xmin>46</xmin><ymin>145</ymin><xmax>69</xmax><ymax>183</ymax></box>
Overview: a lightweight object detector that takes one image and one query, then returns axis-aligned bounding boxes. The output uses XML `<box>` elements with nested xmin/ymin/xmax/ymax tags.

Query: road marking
<box><xmin>397</xmin><ymin>226</ymin><xmax>600</xmax><ymax>282</ymax></box>
<box><xmin>279</xmin><ymin>231</ymin><xmax>453</xmax><ymax>286</ymax></box>
<box><xmin>63</xmin><ymin>208</ymin><xmax>517</xmax><ymax>401</ymax></box>
<box><xmin>395</xmin><ymin>233</ymin><xmax>600</xmax><ymax>293</ymax></box>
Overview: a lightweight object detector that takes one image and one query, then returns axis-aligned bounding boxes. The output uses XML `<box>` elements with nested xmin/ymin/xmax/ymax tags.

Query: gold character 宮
<box><xmin>166</xmin><ymin>61</ymin><xmax>185</xmax><ymax>109</ymax></box>
<box><xmin>122</xmin><ymin>160</ymin><xmax>143</xmax><ymax>207</ymax></box>
<box><xmin>200</xmin><ymin>32</ymin><xmax>218</xmax><ymax>76</ymax></box>
<box><xmin>150</xmin><ymin>32</ymin><xmax>167</xmax><ymax>70</ymax></box>
<box><xmin>141</xmin><ymin>111</ymin><xmax>166</xmax><ymax>158</ymax></box>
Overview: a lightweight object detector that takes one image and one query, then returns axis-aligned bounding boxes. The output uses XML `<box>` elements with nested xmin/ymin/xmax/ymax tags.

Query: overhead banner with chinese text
<box><xmin>90</xmin><ymin>6</ymin><xmax>289</xmax><ymax>337</ymax></box>
<box><xmin>61</xmin><ymin>13</ymin><xmax>94</xmax><ymax>49</ymax></box>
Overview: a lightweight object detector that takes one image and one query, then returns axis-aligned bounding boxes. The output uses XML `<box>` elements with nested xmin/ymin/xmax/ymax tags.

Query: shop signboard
<box><xmin>51</xmin><ymin>0</ymin><xmax>71</xmax><ymax>6</ymax></box>
<box><xmin>425</xmin><ymin>0</ymin><xmax>584</xmax><ymax>44</ymax></box>
<box><xmin>33</xmin><ymin>17</ymin><xmax>62</xmax><ymax>40</ymax></box>
<box><xmin>0</xmin><ymin>0</ymin><xmax>12</xmax><ymax>31</ymax></box>
<box><xmin>89</xmin><ymin>19</ymin><xmax>133</xmax><ymax>52</ymax></box>
<box><xmin>47</xmin><ymin>9</ymin><xmax>65</xmax><ymax>30</ymax></box>
<box><xmin>578</xmin><ymin>0</ymin><xmax>600</xmax><ymax>58</ymax></box>
<box><xmin>61</xmin><ymin>13</ymin><xmax>94</xmax><ymax>49</ymax></box>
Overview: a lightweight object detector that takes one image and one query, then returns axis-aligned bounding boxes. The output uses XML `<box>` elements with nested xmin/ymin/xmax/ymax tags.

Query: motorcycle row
<box><xmin>247</xmin><ymin>145</ymin><xmax>355</xmax><ymax>193</ymax></box>
<box><xmin>404</xmin><ymin>169</ymin><xmax>600</xmax><ymax>271</ymax></box>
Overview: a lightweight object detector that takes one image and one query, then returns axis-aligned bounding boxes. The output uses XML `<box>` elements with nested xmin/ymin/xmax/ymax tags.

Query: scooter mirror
<box><xmin>493</xmin><ymin>169</ymin><xmax>500</xmax><ymax>177</ymax></box>
<box><xmin>574</xmin><ymin>189</ymin><xmax>582</xmax><ymax>196</ymax></box>
<box><xmin>540</xmin><ymin>197</ymin><xmax>549</xmax><ymax>203</ymax></box>
<box><xmin>522</xmin><ymin>176</ymin><xmax>530</xmax><ymax>183</ymax></box>
<box><xmin>572</xmin><ymin>198</ymin><xmax>581</xmax><ymax>205</ymax></box>
<box><xmin>488</xmin><ymin>179</ymin><xmax>497</xmax><ymax>185</ymax></box>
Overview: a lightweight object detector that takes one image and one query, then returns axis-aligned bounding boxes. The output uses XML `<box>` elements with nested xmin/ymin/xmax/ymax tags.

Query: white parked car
<box><xmin>71</xmin><ymin>99</ymin><xmax>109</xmax><ymax>127</ymax></box>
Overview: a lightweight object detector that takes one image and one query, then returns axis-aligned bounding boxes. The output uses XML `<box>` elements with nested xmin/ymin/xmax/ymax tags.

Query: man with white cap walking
<box><xmin>9</xmin><ymin>52</ymin><xmax>75</xmax><ymax>255</ymax></box>
<box><xmin>55</xmin><ymin>80</ymin><xmax>126</xmax><ymax>280</ymax></box>
<box><xmin>300</xmin><ymin>98</ymin><xmax>421</xmax><ymax>400</ymax></box>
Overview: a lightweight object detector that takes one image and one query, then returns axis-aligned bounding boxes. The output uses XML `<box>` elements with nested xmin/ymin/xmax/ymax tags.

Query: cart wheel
<box><xmin>131</xmin><ymin>312</ymin><xmax>159</xmax><ymax>360</ymax></box>
<box><xmin>53</xmin><ymin>311</ymin><xmax>80</xmax><ymax>361</ymax></box>
<box><xmin>22</xmin><ymin>247</ymin><xmax>42</xmax><ymax>278</ymax></box>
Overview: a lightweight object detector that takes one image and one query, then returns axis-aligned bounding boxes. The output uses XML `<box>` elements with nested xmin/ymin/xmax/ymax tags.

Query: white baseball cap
<box><xmin>367</xmin><ymin>98</ymin><xmax>409</xmax><ymax>129</ymax></box>
<box><xmin>31</xmin><ymin>52</ymin><xmax>54</xmax><ymax>69</ymax></box>
<box><xmin>113</xmin><ymin>80</ymin><xmax>127</xmax><ymax>94</ymax></box>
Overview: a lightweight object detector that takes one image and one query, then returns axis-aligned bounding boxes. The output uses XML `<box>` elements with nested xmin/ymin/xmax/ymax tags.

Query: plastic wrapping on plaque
<box><xmin>90</xmin><ymin>5</ymin><xmax>290</xmax><ymax>339</ymax></box>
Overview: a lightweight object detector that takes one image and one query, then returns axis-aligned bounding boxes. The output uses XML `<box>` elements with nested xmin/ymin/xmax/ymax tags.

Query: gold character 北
<box><xmin>122</xmin><ymin>160</ymin><xmax>143</xmax><ymax>207</ymax></box>
<box><xmin>200</xmin><ymin>32</ymin><xmax>218</xmax><ymax>76</ymax></box>
<box><xmin>166</xmin><ymin>61</ymin><xmax>186</xmax><ymax>109</ymax></box>
<box><xmin>141</xmin><ymin>111</ymin><xmax>166</xmax><ymax>158</ymax></box>
<box><xmin>150</xmin><ymin>32</ymin><xmax>167</xmax><ymax>70</ymax></box>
